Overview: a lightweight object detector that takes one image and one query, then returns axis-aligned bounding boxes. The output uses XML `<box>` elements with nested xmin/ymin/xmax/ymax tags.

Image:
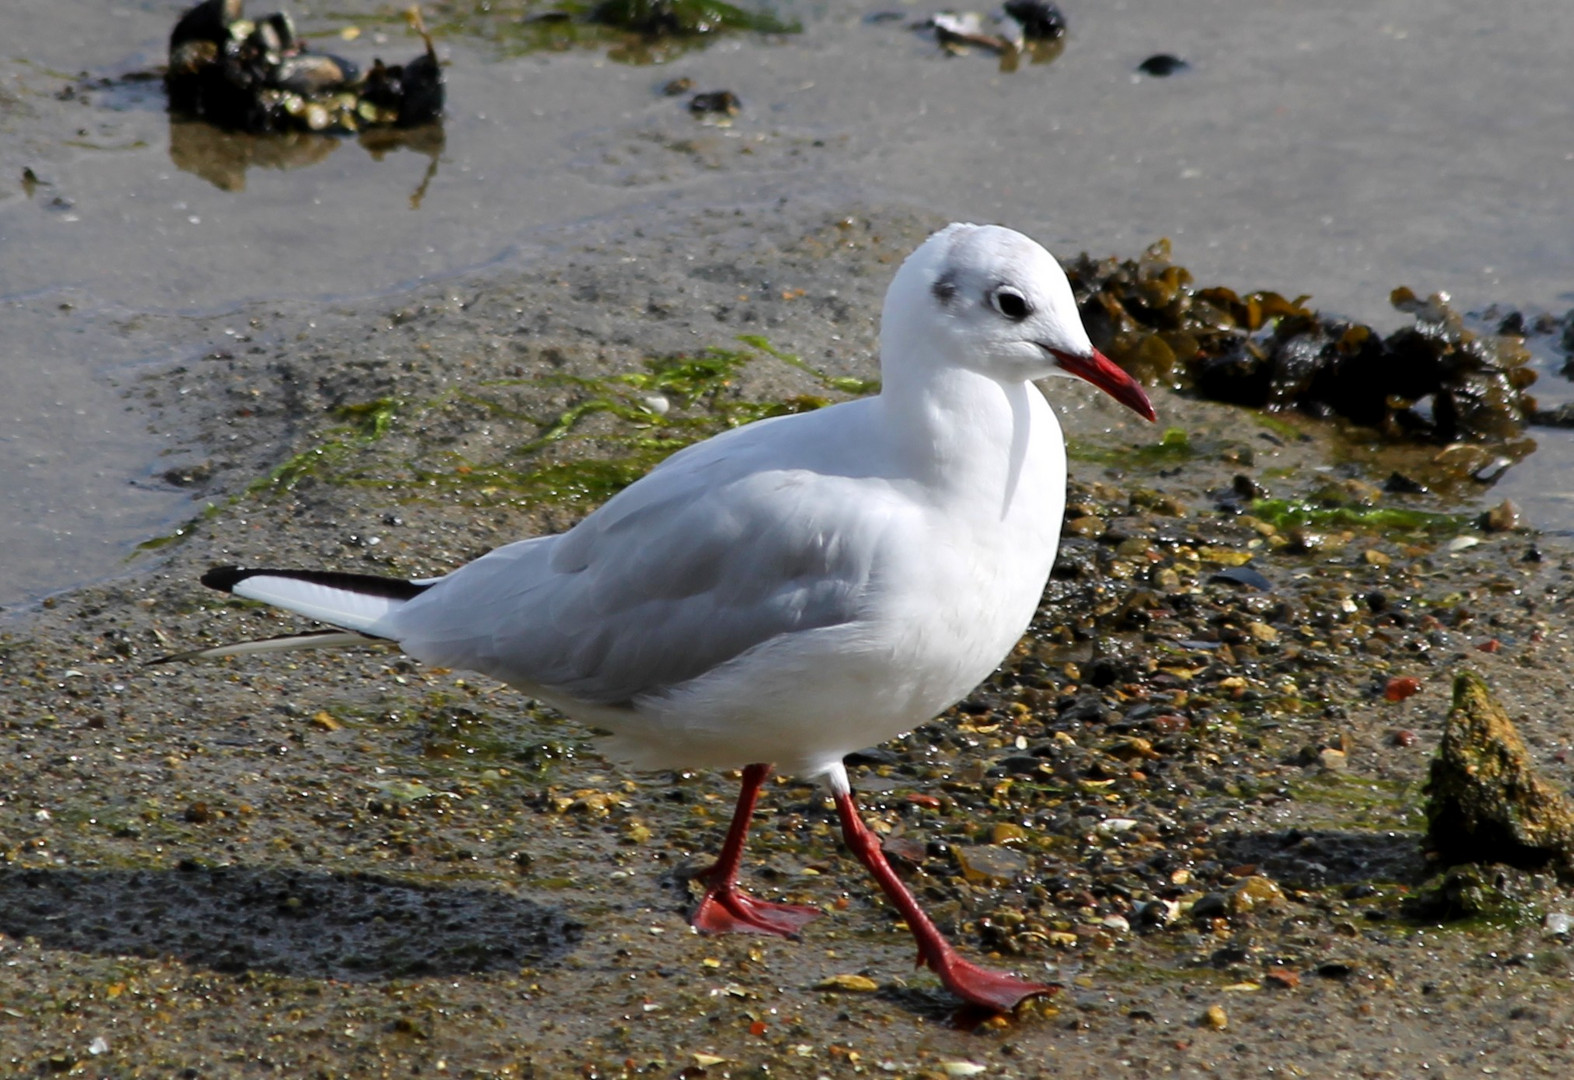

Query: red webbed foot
<box><xmin>691</xmin><ymin>887</ymin><xmax>822</xmax><ymax>938</ymax></box>
<box><xmin>924</xmin><ymin>952</ymin><xmax>1056</xmax><ymax>1012</ymax></box>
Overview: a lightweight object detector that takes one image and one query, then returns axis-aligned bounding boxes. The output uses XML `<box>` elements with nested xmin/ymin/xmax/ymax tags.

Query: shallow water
<box><xmin>3</xmin><ymin>0</ymin><xmax>1573</xmax><ymax>606</ymax></box>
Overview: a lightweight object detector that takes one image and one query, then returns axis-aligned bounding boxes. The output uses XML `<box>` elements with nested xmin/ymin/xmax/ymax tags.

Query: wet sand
<box><xmin>4</xmin><ymin>0</ymin><xmax>1574</xmax><ymax>604</ymax></box>
<box><xmin>3</xmin><ymin>3</ymin><xmax>1574</xmax><ymax>1076</ymax></box>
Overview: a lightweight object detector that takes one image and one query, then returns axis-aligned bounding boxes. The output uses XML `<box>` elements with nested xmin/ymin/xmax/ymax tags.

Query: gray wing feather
<box><xmin>391</xmin><ymin>413</ymin><xmax>897</xmax><ymax>704</ymax></box>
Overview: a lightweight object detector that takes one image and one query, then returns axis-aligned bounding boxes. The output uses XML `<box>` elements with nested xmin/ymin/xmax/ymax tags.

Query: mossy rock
<box><xmin>1423</xmin><ymin>670</ymin><xmax>1574</xmax><ymax>877</ymax></box>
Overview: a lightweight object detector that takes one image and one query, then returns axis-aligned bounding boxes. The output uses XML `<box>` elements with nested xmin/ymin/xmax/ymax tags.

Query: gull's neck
<box><xmin>875</xmin><ymin>347</ymin><xmax>1059</xmax><ymax>520</ymax></box>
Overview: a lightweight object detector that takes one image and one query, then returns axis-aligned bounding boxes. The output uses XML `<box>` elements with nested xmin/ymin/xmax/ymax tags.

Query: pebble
<box><xmin>1063</xmin><ymin>515</ymin><xmax>1105</xmax><ymax>538</ymax></box>
<box><xmin>1545</xmin><ymin>913</ymin><xmax>1573</xmax><ymax>936</ymax></box>
<box><xmin>1210</xmin><ymin>565</ymin><xmax>1272</xmax><ymax>591</ymax></box>
<box><xmin>815</xmin><ymin>973</ymin><xmax>880</xmax><ymax>993</ymax></box>
<box><xmin>1225</xmin><ymin>875</ymin><xmax>1286</xmax><ymax>915</ymax></box>
<box><xmin>991</xmin><ymin>821</ymin><xmax>1029</xmax><ymax>845</ymax></box>
<box><xmin>1136</xmin><ymin>899</ymin><xmax>1179</xmax><ymax>928</ymax></box>
<box><xmin>1317</xmin><ymin>747</ymin><xmax>1348</xmax><ymax>772</ymax></box>
<box><xmin>1191</xmin><ymin>893</ymin><xmax>1228</xmax><ymax>920</ymax></box>
<box><xmin>1384</xmin><ymin>677</ymin><xmax>1421</xmax><ymax>702</ymax></box>
<box><xmin>1095</xmin><ymin>817</ymin><xmax>1140</xmax><ymax>835</ymax></box>
<box><xmin>954</xmin><ymin>844</ymin><xmax>1029</xmax><ymax>884</ymax></box>
<box><xmin>1201</xmin><ymin>1004</ymin><xmax>1228</xmax><ymax>1030</ymax></box>
<box><xmin>1482</xmin><ymin>499</ymin><xmax>1523</xmax><ymax>532</ymax></box>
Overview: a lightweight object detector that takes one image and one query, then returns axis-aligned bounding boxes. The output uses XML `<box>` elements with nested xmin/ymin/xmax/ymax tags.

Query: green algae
<box><xmin>262</xmin><ymin>397</ymin><xmax>403</xmax><ymax>492</ymax></box>
<box><xmin>132</xmin><ymin>502</ymin><xmax>224</xmax><ymax>553</ymax></box>
<box><xmin>376</xmin><ymin>338</ymin><xmax>861</xmax><ymax>511</ymax></box>
<box><xmin>133</xmin><ymin>399</ymin><xmax>405</xmax><ymax>555</ymax></box>
<box><xmin>413</xmin><ymin>0</ymin><xmax>798</xmax><ymax>63</ymax></box>
<box><xmin>1068</xmin><ymin>425</ymin><xmax>1200</xmax><ymax>468</ymax></box>
<box><xmin>135</xmin><ymin>336</ymin><xmax>874</xmax><ymax>557</ymax></box>
<box><xmin>1285</xmin><ymin>773</ymin><xmax>1425</xmax><ymax>832</ymax></box>
<box><xmin>735</xmin><ymin>333</ymin><xmax>879</xmax><ymax>395</ymax></box>
<box><xmin>1251</xmin><ymin>410</ymin><xmax>1303</xmax><ymax>441</ymax></box>
<box><xmin>1248</xmin><ymin>498</ymin><xmax>1468</xmax><ymax>536</ymax></box>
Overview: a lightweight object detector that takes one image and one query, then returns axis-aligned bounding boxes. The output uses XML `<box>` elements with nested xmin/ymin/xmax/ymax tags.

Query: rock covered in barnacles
<box><xmin>929</xmin><ymin>11</ymin><xmax>1018</xmax><ymax>54</ymax></box>
<box><xmin>687</xmin><ymin>89</ymin><xmax>741</xmax><ymax>119</ymax></box>
<box><xmin>165</xmin><ymin>0</ymin><xmax>443</xmax><ymax>134</ymax></box>
<box><xmin>1423</xmin><ymin>670</ymin><xmax>1574</xmax><ymax>877</ymax></box>
<box><xmin>1064</xmin><ymin>240</ymin><xmax>1537</xmax><ymax>446</ymax></box>
<box><xmin>1003</xmin><ymin>1</ymin><xmax>1067</xmax><ymax>41</ymax></box>
<box><xmin>919</xmin><ymin>5</ymin><xmax>1067</xmax><ymax>66</ymax></box>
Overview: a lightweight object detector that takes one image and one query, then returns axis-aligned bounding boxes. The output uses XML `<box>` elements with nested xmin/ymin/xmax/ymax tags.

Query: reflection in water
<box><xmin>169</xmin><ymin>118</ymin><xmax>444</xmax><ymax>205</ymax></box>
<box><xmin>998</xmin><ymin>36</ymin><xmax>1066</xmax><ymax>74</ymax></box>
<box><xmin>360</xmin><ymin>123</ymin><xmax>445</xmax><ymax>209</ymax></box>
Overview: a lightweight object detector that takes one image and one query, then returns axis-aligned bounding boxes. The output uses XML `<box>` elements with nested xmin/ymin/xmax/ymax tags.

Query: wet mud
<box><xmin>3</xmin><ymin>206</ymin><xmax>1574</xmax><ymax>1077</ymax></box>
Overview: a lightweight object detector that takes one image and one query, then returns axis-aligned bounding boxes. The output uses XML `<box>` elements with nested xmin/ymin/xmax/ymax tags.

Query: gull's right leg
<box><xmin>690</xmin><ymin>762</ymin><xmax>822</xmax><ymax>937</ymax></box>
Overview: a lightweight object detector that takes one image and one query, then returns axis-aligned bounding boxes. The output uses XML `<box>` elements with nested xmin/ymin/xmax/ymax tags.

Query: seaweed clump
<box><xmin>589</xmin><ymin>0</ymin><xmax>797</xmax><ymax>36</ymax></box>
<box><xmin>1066</xmin><ymin>241</ymin><xmax>1537</xmax><ymax>445</ymax></box>
<box><xmin>165</xmin><ymin>0</ymin><xmax>443</xmax><ymax>134</ymax></box>
<box><xmin>1422</xmin><ymin>670</ymin><xmax>1574</xmax><ymax>877</ymax></box>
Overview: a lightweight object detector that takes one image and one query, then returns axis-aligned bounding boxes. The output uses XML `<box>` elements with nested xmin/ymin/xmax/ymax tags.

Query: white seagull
<box><xmin>169</xmin><ymin>223</ymin><xmax>1155</xmax><ymax>1011</ymax></box>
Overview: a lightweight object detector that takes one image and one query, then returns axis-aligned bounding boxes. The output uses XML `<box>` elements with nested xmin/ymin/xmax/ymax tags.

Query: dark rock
<box><xmin>1190</xmin><ymin>892</ymin><xmax>1228</xmax><ymax>919</ymax></box>
<box><xmin>1209</xmin><ymin>565</ymin><xmax>1272</xmax><ymax>591</ymax></box>
<box><xmin>1003</xmin><ymin>1</ymin><xmax>1067</xmax><ymax>40</ymax></box>
<box><xmin>1384</xmin><ymin>471</ymin><xmax>1428</xmax><ymax>494</ymax></box>
<box><xmin>1136</xmin><ymin>54</ymin><xmax>1190</xmax><ymax>76</ymax></box>
<box><xmin>689</xmin><ymin>90</ymin><xmax>741</xmax><ymax>117</ymax></box>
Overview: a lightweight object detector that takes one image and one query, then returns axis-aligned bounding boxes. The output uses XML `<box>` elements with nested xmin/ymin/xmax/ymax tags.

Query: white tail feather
<box><xmin>227</xmin><ymin>574</ymin><xmax>407</xmax><ymax>633</ymax></box>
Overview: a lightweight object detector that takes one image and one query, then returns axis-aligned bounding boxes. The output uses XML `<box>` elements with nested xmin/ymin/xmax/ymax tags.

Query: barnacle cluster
<box><xmin>165</xmin><ymin>0</ymin><xmax>443</xmax><ymax>134</ymax></box>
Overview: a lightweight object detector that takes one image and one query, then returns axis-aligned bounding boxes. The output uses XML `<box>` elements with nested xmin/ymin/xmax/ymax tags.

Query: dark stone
<box><xmin>1136</xmin><ymin>54</ymin><xmax>1190</xmax><ymax>77</ymax></box>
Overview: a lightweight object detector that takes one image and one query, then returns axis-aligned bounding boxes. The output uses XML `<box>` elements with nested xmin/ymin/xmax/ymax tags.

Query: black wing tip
<box><xmin>201</xmin><ymin>565</ymin><xmax>254</xmax><ymax>593</ymax></box>
<box><xmin>198</xmin><ymin>565</ymin><xmax>431</xmax><ymax>601</ymax></box>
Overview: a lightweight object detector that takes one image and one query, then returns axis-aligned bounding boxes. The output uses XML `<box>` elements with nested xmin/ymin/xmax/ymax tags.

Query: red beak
<box><xmin>1050</xmin><ymin>347</ymin><xmax>1157</xmax><ymax>422</ymax></box>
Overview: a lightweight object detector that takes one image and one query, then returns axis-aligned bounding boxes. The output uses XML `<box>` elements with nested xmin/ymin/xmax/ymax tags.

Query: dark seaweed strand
<box><xmin>201</xmin><ymin>565</ymin><xmax>431</xmax><ymax>601</ymax></box>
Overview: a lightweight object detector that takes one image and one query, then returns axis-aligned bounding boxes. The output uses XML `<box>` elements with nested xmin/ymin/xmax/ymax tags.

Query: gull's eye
<box><xmin>988</xmin><ymin>285</ymin><xmax>1032</xmax><ymax>321</ymax></box>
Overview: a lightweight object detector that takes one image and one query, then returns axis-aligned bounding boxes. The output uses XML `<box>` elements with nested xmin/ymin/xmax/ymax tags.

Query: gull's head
<box><xmin>883</xmin><ymin>223</ymin><xmax>1155</xmax><ymax>421</ymax></box>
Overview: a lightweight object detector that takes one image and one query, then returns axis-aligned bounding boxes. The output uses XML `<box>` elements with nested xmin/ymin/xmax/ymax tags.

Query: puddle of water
<box><xmin>2</xmin><ymin>0</ymin><xmax>1573</xmax><ymax>606</ymax></box>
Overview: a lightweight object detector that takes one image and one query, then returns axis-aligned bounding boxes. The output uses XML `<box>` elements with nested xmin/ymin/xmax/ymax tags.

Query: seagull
<box><xmin>167</xmin><ymin>223</ymin><xmax>1155</xmax><ymax>1011</ymax></box>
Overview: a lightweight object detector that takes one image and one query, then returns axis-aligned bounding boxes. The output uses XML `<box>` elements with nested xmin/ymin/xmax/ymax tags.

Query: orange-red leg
<box><xmin>831</xmin><ymin>778</ymin><xmax>1052</xmax><ymax>1011</ymax></box>
<box><xmin>691</xmin><ymin>763</ymin><xmax>822</xmax><ymax>937</ymax></box>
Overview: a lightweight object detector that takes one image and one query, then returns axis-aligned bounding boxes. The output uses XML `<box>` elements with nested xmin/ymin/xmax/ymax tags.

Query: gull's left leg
<box><xmin>691</xmin><ymin>762</ymin><xmax>823</xmax><ymax>937</ymax></box>
<box><xmin>827</xmin><ymin>763</ymin><xmax>1054</xmax><ymax>1012</ymax></box>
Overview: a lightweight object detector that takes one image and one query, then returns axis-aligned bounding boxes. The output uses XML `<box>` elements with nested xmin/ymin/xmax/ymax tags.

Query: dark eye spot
<box><xmin>931</xmin><ymin>273</ymin><xmax>959</xmax><ymax>305</ymax></box>
<box><xmin>989</xmin><ymin>286</ymin><xmax>1031</xmax><ymax>321</ymax></box>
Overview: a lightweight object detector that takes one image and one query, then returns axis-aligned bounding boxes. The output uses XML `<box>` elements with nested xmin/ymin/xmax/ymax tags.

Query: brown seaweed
<box><xmin>1066</xmin><ymin>240</ymin><xmax>1537</xmax><ymax>446</ymax></box>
